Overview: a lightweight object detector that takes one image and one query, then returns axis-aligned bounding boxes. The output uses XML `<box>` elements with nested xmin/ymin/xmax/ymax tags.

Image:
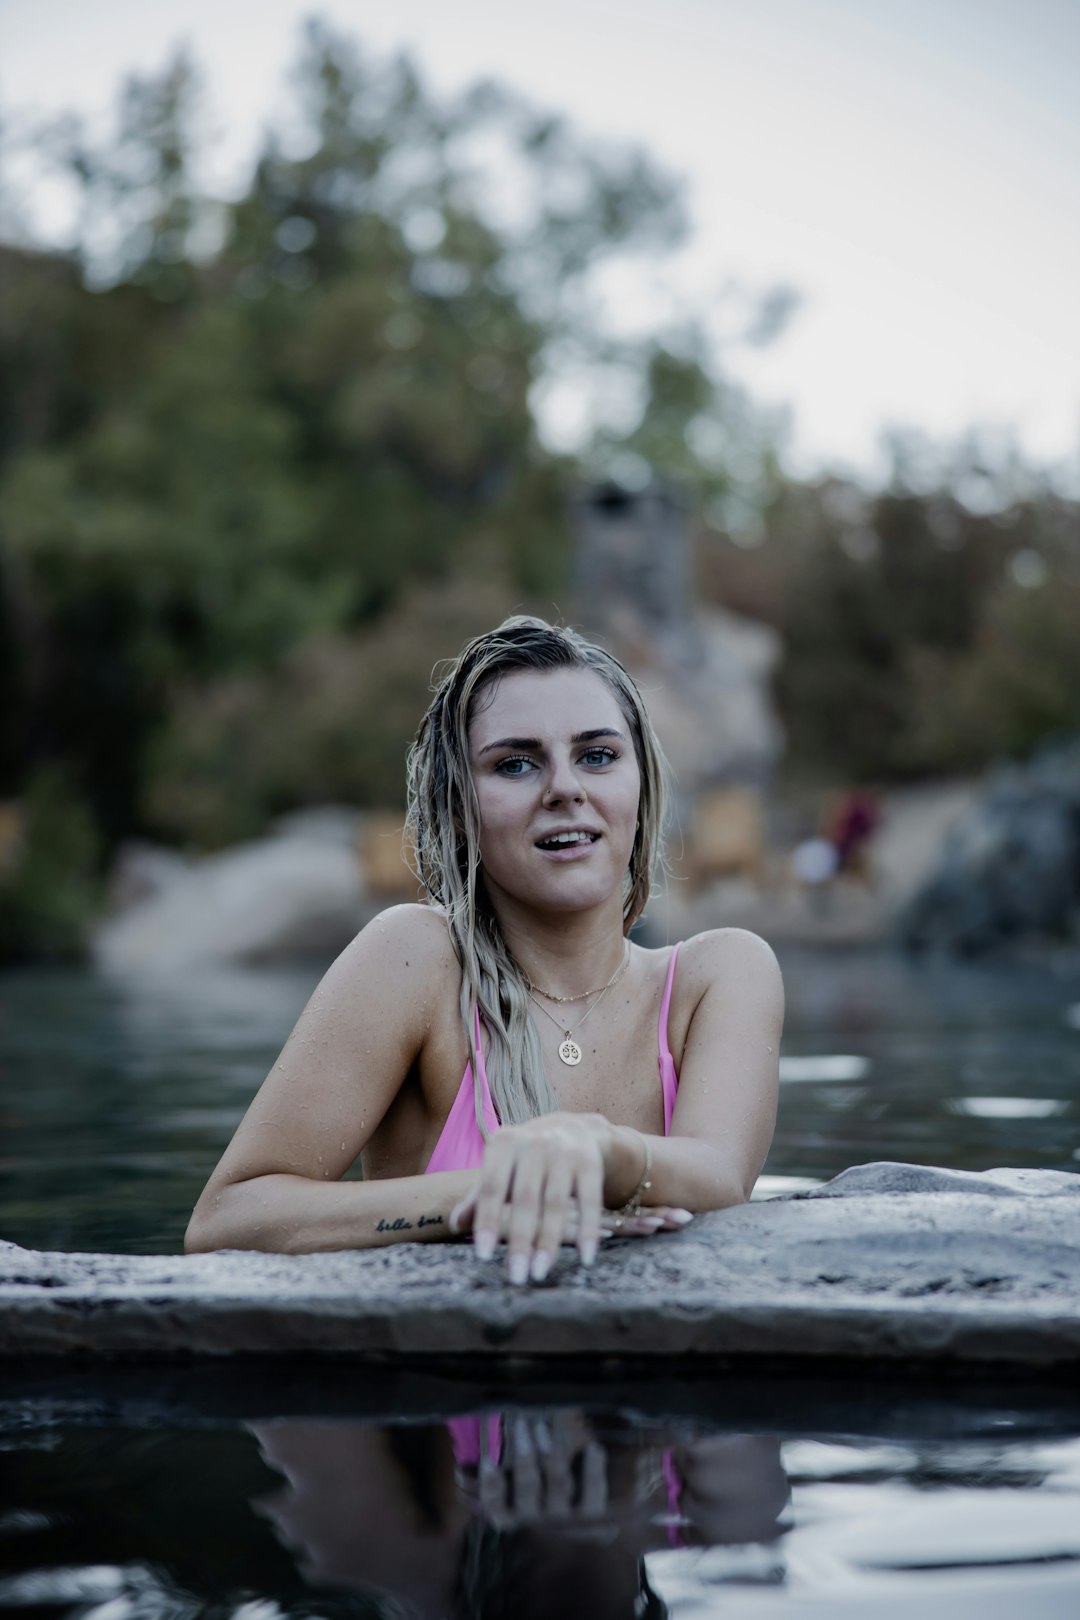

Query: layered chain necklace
<box><xmin>523</xmin><ymin>943</ymin><xmax>630</xmax><ymax>1066</ymax></box>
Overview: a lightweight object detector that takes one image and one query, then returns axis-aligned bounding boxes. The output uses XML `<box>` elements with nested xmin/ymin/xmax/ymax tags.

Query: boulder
<box><xmin>93</xmin><ymin>809</ymin><xmax>373</xmax><ymax>973</ymax></box>
<box><xmin>2</xmin><ymin>1163</ymin><xmax>1079</xmax><ymax>1364</ymax></box>
<box><xmin>899</xmin><ymin>736</ymin><xmax>1080</xmax><ymax>954</ymax></box>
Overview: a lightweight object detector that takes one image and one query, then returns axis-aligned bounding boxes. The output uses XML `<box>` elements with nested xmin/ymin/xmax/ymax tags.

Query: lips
<box><xmin>535</xmin><ymin>829</ymin><xmax>601</xmax><ymax>851</ymax></box>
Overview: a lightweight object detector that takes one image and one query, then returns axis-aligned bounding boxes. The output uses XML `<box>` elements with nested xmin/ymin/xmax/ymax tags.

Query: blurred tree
<box><xmin>0</xmin><ymin>17</ymin><xmax>693</xmax><ymax>919</ymax></box>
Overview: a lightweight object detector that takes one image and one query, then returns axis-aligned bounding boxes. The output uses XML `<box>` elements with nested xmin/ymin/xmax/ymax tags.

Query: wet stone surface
<box><xmin>2</xmin><ymin>1163</ymin><xmax>1079</xmax><ymax>1364</ymax></box>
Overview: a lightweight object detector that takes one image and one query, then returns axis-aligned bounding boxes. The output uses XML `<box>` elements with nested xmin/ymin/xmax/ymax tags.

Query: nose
<box><xmin>543</xmin><ymin>751</ymin><xmax>586</xmax><ymax>806</ymax></box>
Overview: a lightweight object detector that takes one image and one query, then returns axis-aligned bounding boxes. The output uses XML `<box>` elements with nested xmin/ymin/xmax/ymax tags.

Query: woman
<box><xmin>186</xmin><ymin>616</ymin><xmax>783</xmax><ymax>1282</ymax></box>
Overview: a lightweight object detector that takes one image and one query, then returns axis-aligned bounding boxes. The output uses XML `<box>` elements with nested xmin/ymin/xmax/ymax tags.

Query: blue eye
<box><xmin>496</xmin><ymin>755</ymin><xmax>534</xmax><ymax>776</ymax></box>
<box><xmin>581</xmin><ymin>746</ymin><xmax>618</xmax><ymax>767</ymax></box>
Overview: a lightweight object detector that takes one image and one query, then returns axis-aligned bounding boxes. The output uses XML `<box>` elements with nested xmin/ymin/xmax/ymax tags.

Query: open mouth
<box><xmin>536</xmin><ymin>831</ymin><xmax>600</xmax><ymax>851</ymax></box>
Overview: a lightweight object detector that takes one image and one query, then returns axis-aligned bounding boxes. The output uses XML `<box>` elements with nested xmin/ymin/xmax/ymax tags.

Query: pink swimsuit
<box><xmin>439</xmin><ymin>942</ymin><xmax>687</xmax><ymax>1531</ymax></box>
<box><xmin>425</xmin><ymin>942</ymin><xmax>683</xmax><ymax>1174</ymax></box>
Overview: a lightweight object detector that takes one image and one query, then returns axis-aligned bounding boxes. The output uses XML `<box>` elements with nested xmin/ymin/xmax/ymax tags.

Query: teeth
<box><xmin>541</xmin><ymin>832</ymin><xmax>595</xmax><ymax>847</ymax></box>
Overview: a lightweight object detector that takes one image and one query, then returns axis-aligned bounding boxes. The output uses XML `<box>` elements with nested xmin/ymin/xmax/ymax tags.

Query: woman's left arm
<box><xmin>605</xmin><ymin>927</ymin><xmax>783</xmax><ymax>1213</ymax></box>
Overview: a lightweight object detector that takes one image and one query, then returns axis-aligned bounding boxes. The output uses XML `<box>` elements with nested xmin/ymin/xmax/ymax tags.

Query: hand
<box><xmin>462</xmin><ymin>1412</ymin><xmax>611</xmax><ymax>1530</ymax></box>
<box><xmin>447</xmin><ymin>1113</ymin><xmax>692</xmax><ymax>1282</ymax></box>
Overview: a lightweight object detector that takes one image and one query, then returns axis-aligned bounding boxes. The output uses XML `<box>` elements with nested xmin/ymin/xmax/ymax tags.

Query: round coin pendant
<box><xmin>558</xmin><ymin>1036</ymin><xmax>583</xmax><ymax>1067</ymax></box>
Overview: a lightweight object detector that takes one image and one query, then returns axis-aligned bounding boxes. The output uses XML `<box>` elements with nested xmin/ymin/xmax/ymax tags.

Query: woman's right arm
<box><xmin>184</xmin><ymin>905</ymin><xmax>473</xmax><ymax>1254</ymax></box>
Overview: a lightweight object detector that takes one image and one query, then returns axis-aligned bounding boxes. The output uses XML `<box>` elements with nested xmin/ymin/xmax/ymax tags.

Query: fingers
<box><xmin>505</xmin><ymin>1151</ymin><xmax>545</xmax><ymax>1286</ymax></box>
<box><xmin>472</xmin><ymin>1142</ymin><xmax>516</xmax><ymax>1263</ymax></box>
<box><xmin>468</xmin><ymin>1123</ymin><xmax>693</xmax><ymax>1281</ymax></box>
<box><xmin>574</xmin><ymin>1151</ymin><xmax>604</xmax><ymax>1269</ymax></box>
<box><xmin>603</xmin><ymin>1205</ymin><xmax>694</xmax><ymax>1238</ymax></box>
<box><xmin>448</xmin><ymin>1192</ymin><xmax>476</xmax><ymax>1235</ymax></box>
<box><xmin>530</xmin><ymin>1157</ymin><xmax>573</xmax><ymax>1282</ymax></box>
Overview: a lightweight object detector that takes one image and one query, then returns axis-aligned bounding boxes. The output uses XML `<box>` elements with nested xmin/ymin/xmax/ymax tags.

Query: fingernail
<box><xmin>636</xmin><ymin>1216</ymin><xmax>664</xmax><ymax>1230</ymax></box>
<box><xmin>508</xmin><ymin>1253</ymin><xmax>529</xmax><ymax>1286</ymax></box>
<box><xmin>530</xmin><ymin>1250</ymin><xmax>551</xmax><ymax>1282</ymax></box>
<box><xmin>449</xmin><ymin>1202</ymin><xmax>465</xmax><ymax>1233</ymax></box>
<box><xmin>581</xmin><ymin>1241</ymin><xmax>597</xmax><ymax>1268</ymax></box>
<box><xmin>668</xmin><ymin>1209</ymin><xmax>694</xmax><ymax>1225</ymax></box>
<box><xmin>475</xmin><ymin>1231</ymin><xmax>496</xmax><ymax>1261</ymax></box>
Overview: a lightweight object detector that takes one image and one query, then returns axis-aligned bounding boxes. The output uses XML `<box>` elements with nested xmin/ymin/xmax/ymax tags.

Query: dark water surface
<box><xmin>2</xmin><ymin>948</ymin><xmax>1080</xmax><ymax>1616</ymax></box>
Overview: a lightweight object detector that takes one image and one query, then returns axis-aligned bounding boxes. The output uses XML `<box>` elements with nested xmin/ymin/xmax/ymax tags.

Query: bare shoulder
<box><xmin>309</xmin><ymin>902</ymin><xmax>460</xmax><ymax>1025</ymax></box>
<box><xmin>677</xmin><ymin>928</ymin><xmax>784</xmax><ymax>1012</ymax></box>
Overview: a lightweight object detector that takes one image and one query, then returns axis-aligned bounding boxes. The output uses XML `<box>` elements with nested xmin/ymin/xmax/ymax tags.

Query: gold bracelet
<box><xmin>616</xmin><ymin>1129</ymin><xmax>653</xmax><ymax>1217</ymax></box>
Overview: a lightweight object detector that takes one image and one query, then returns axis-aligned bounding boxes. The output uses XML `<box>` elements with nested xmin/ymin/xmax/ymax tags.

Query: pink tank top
<box><xmin>425</xmin><ymin>943</ymin><xmax>683</xmax><ymax>1173</ymax></box>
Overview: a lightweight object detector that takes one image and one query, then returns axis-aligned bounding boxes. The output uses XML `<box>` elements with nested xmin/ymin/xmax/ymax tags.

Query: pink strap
<box><xmin>447</xmin><ymin>1412</ymin><xmax>503</xmax><ymax>1469</ymax></box>
<box><xmin>662</xmin><ymin>1447</ymin><xmax>686</xmax><ymax>1546</ymax></box>
<box><xmin>423</xmin><ymin>1007</ymin><xmax>498</xmax><ymax>1175</ymax></box>
<box><xmin>658</xmin><ymin>942</ymin><xmax>683</xmax><ymax>1134</ymax></box>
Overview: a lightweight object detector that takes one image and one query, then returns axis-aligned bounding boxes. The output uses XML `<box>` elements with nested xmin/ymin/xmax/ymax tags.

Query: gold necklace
<box><xmin>520</xmin><ymin>944</ymin><xmax>629</xmax><ymax>1004</ymax></box>
<box><xmin>528</xmin><ymin>946</ymin><xmax>630</xmax><ymax>1066</ymax></box>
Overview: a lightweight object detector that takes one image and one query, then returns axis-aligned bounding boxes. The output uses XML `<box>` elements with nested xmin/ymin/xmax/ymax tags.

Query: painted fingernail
<box><xmin>475</xmin><ymin>1231</ymin><xmax>496</xmax><ymax>1261</ymax></box>
<box><xmin>636</xmin><ymin>1216</ymin><xmax>664</xmax><ymax>1230</ymax></box>
<box><xmin>449</xmin><ymin>1202</ymin><xmax>465</xmax><ymax>1233</ymax></box>
<box><xmin>531</xmin><ymin>1250</ymin><xmax>551</xmax><ymax>1282</ymax></box>
<box><xmin>668</xmin><ymin>1209</ymin><xmax>694</xmax><ymax>1225</ymax></box>
<box><xmin>508</xmin><ymin>1253</ymin><xmax>529</xmax><ymax>1286</ymax></box>
<box><xmin>581</xmin><ymin>1240</ymin><xmax>597</xmax><ymax>1268</ymax></box>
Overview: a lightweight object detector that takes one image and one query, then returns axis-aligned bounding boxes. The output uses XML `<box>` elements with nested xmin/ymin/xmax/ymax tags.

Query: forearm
<box><xmin>185</xmin><ymin>1168</ymin><xmax>478</xmax><ymax>1255</ymax></box>
<box><xmin>604</xmin><ymin>1128</ymin><xmax>751</xmax><ymax>1212</ymax></box>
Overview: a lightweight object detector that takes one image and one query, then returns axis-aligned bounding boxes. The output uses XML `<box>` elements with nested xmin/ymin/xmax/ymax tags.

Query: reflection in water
<box><xmin>250</xmin><ymin>1414</ymin><xmax>789</xmax><ymax>1618</ymax></box>
<box><xmin>4</xmin><ymin>1381</ymin><xmax>1080</xmax><ymax>1619</ymax></box>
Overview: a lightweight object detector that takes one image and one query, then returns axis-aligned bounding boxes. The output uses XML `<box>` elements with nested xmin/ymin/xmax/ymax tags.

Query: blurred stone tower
<box><xmin>569</xmin><ymin>477</ymin><xmax>784</xmax><ymax>905</ymax></box>
<box><xmin>571</xmin><ymin>481</ymin><xmax>690</xmax><ymax>635</ymax></box>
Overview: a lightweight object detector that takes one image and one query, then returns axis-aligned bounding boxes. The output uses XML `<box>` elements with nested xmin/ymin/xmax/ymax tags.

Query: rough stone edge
<box><xmin>4</xmin><ymin>1290</ymin><xmax>1080</xmax><ymax>1365</ymax></box>
<box><xmin>5</xmin><ymin>1168</ymin><xmax>1080</xmax><ymax>1365</ymax></box>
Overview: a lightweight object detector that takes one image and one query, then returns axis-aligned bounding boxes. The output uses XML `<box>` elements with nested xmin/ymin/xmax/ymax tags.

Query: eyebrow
<box><xmin>478</xmin><ymin>727</ymin><xmax>626</xmax><ymax>757</ymax></box>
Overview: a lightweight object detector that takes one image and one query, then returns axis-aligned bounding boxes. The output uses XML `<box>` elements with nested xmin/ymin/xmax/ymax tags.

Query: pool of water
<box><xmin>2</xmin><ymin>946</ymin><xmax>1080</xmax><ymax>1617</ymax></box>
<box><xmin>1</xmin><ymin>947</ymin><xmax>1077</xmax><ymax>1253</ymax></box>
<box><xmin>3</xmin><ymin>1364</ymin><xmax>1080</xmax><ymax>1619</ymax></box>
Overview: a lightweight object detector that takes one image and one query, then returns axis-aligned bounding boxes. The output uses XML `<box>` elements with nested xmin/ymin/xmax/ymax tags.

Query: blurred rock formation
<box><xmin>900</xmin><ymin>736</ymin><xmax>1080</xmax><ymax>955</ymax></box>
<box><xmin>570</xmin><ymin>481</ymin><xmax>783</xmax><ymax>885</ymax></box>
<box><xmin>94</xmin><ymin>809</ymin><xmax>373</xmax><ymax>974</ymax></box>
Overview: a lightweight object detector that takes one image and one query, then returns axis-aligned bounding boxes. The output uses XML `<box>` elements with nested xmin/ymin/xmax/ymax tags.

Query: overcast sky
<box><xmin>3</xmin><ymin>0</ymin><xmax>1078</xmax><ymax>483</ymax></box>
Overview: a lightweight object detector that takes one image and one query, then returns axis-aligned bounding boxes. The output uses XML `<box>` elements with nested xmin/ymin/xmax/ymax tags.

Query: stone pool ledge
<box><xmin>2</xmin><ymin>1163</ymin><xmax>1079</xmax><ymax>1365</ymax></box>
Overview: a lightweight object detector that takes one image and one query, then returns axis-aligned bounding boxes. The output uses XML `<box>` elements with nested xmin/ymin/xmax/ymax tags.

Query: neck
<box><xmin>485</xmin><ymin>893</ymin><xmax>629</xmax><ymax>1000</ymax></box>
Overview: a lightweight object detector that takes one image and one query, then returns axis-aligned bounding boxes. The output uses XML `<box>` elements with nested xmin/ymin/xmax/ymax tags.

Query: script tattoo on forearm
<box><xmin>375</xmin><ymin>1213</ymin><xmax>445</xmax><ymax>1233</ymax></box>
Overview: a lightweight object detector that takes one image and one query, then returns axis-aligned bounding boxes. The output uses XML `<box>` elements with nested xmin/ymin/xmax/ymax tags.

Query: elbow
<box><xmin>705</xmin><ymin>1152</ymin><xmax>754</xmax><ymax>1211</ymax></box>
<box><xmin>714</xmin><ymin>1174</ymin><xmax>752</xmax><ymax>1211</ymax></box>
<box><xmin>185</xmin><ymin>1181</ymin><xmax>240</xmax><ymax>1254</ymax></box>
<box><xmin>184</xmin><ymin>1205</ymin><xmax>218</xmax><ymax>1254</ymax></box>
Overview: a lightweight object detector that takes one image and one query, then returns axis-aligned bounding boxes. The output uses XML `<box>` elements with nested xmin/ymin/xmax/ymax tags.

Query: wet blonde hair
<box><xmin>405</xmin><ymin>615</ymin><xmax>670</xmax><ymax>1129</ymax></box>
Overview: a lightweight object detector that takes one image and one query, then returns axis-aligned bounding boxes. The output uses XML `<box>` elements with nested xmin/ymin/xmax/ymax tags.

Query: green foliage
<box><xmin>142</xmin><ymin>575</ymin><xmax>519</xmax><ymax>847</ymax></box>
<box><xmin>769</xmin><ymin>461</ymin><xmax>1080</xmax><ymax>782</ymax></box>
<box><xmin>0</xmin><ymin>768</ymin><xmax>101</xmax><ymax>961</ymax></box>
<box><xmin>2</xmin><ymin>20</ymin><xmax>676</xmax><ymax>904</ymax></box>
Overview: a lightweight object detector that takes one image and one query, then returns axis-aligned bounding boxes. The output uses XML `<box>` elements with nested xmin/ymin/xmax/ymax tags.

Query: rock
<box><xmin>93</xmin><ymin>812</ymin><xmax>373</xmax><ymax>973</ymax></box>
<box><xmin>900</xmin><ymin>736</ymin><xmax>1080</xmax><ymax>955</ymax></box>
<box><xmin>105</xmin><ymin>842</ymin><xmax>193</xmax><ymax>913</ymax></box>
<box><xmin>2</xmin><ymin>1163</ymin><xmax>1079</xmax><ymax>1364</ymax></box>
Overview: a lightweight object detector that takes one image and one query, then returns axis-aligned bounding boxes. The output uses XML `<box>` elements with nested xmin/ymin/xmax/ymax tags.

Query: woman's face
<box><xmin>467</xmin><ymin>666</ymin><xmax>642</xmax><ymax>919</ymax></box>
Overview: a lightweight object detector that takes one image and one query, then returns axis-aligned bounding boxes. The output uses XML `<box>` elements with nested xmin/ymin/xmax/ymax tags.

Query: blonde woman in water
<box><xmin>187</xmin><ymin>617</ymin><xmax>783</xmax><ymax>1282</ymax></box>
